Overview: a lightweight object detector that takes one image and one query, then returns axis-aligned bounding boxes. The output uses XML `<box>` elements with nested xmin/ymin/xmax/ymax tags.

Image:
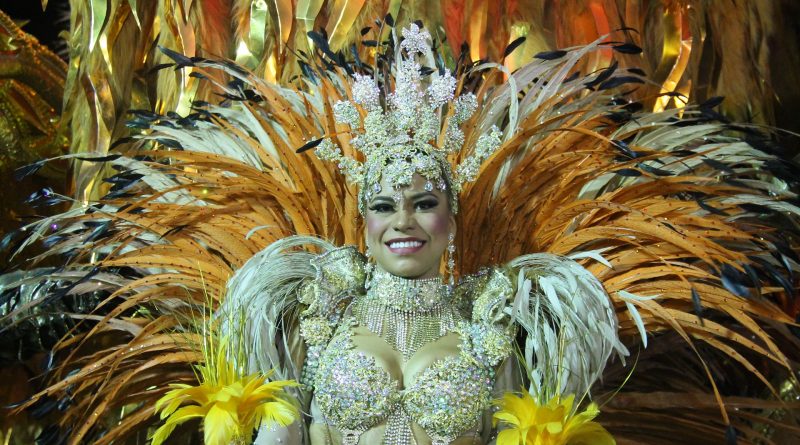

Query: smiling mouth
<box><xmin>385</xmin><ymin>239</ymin><xmax>426</xmax><ymax>254</ymax></box>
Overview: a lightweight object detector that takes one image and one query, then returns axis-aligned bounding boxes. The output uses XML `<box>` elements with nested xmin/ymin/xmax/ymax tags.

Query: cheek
<box><xmin>366</xmin><ymin>216</ymin><xmax>386</xmax><ymax>240</ymax></box>
<box><xmin>423</xmin><ymin>212</ymin><xmax>451</xmax><ymax>238</ymax></box>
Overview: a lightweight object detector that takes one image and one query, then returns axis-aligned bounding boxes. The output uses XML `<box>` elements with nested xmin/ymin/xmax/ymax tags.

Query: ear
<box><xmin>448</xmin><ymin>213</ymin><xmax>456</xmax><ymax>237</ymax></box>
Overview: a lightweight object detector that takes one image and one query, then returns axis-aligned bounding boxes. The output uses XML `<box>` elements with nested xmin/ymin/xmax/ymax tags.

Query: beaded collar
<box><xmin>366</xmin><ymin>267</ymin><xmax>449</xmax><ymax>312</ymax></box>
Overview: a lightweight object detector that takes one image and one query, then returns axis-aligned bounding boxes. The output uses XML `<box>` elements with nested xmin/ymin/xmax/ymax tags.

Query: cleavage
<box><xmin>349</xmin><ymin>325</ymin><xmax>462</xmax><ymax>389</ymax></box>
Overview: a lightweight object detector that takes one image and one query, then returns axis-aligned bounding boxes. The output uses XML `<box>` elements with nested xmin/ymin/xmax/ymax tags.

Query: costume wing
<box><xmin>458</xmin><ymin>37</ymin><xmax>799</xmax><ymax>439</ymax></box>
<box><xmin>1</xmin><ymin>59</ymin><xmax>363</xmax><ymax>443</ymax></box>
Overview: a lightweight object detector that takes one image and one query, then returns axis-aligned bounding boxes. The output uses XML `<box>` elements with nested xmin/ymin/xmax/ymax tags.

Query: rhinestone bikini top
<box><xmin>297</xmin><ymin>247</ymin><xmax>515</xmax><ymax>444</ymax></box>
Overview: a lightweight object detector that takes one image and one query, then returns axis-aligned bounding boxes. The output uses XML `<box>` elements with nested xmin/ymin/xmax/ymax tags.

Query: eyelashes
<box><xmin>369</xmin><ymin>204</ymin><xmax>394</xmax><ymax>213</ymax></box>
<box><xmin>368</xmin><ymin>199</ymin><xmax>440</xmax><ymax>213</ymax></box>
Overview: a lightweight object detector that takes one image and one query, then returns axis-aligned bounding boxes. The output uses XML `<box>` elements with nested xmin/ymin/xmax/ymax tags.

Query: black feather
<box><xmin>696</xmin><ymin>198</ymin><xmax>729</xmax><ymax>216</ymax></box>
<box><xmin>742</xmin><ymin>263</ymin><xmax>762</xmax><ymax>297</ymax></box>
<box><xmin>611</xmin><ymin>139</ymin><xmax>636</xmax><ymax>159</ymax></box>
<box><xmin>691</xmin><ymin>287</ymin><xmax>704</xmax><ymax>324</ymax></box>
<box><xmin>725</xmin><ymin>425</ymin><xmax>738</xmax><ymax>445</ymax></box>
<box><xmin>85</xmin><ymin>221</ymin><xmax>112</xmax><ymax>243</ymax></box>
<box><xmin>720</xmin><ymin>264</ymin><xmax>751</xmax><ymax>298</ymax></box>
<box><xmin>638</xmin><ymin>162</ymin><xmax>673</xmax><ymax>176</ymax></box>
<box><xmin>74</xmin><ymin>154</ymin><xmax>122</xmax><ymax>162</ymax></box>
<box><xmin>755</xmin><ymin>258</ymin><xmax>794</xmax><ymax>298</ymax></box>
<box><xmin>700</xmin><ymin>96</ymin><xmax>725</xmax><ymax>109</ymax></box>
<box><xmin>155</xmin><ymin>138</ymin><xmax>183</xmax><ymax>149</ymax></box>
<box><xmin>296</xmin><ymin>138</ymin><xmax>323</xmax><ymax>153</ymax></box>
<box><xmin>671</xmin><ymin>149</ymin><xmax>696</xmax><ymax>157</ymax></box>
<box><xmin>109</xmin><ymin>136</ymin><xmax>134</xmax><ymax>150</ymax></box>
<box><xmin>160</xmin><ymin>224</ymin><xmax>189</xmax><ymax>239</ymax></box>
<box><xmin>147</xmin><ymin>62</ymin><xmax>175</xmax><ymax>73</ymax></box>
<box><xmin>612</xmin><ymin>43</ymin><xmax>643</xmax><ymax>54</ymax></box>
<box><xmin>158</xmin><ymin>45</ymin><xmax>194</xmax><ymax>68</ymax></box>
<box><xmin>598</xmin><ymin>76</ymin><xmax>645</xmax><ymax>90</ymax></box>
<box><xmin>563</xmin><ymin>71</ymin><xmax>580</xmax><ymax>83</ymax></box>
<box><xmin>700</xmin><ymin>158</ymin><xmax>734</xmax><ymax>173</ymax></box>
<box><xmin>14</xmin><ymin>160</ymin><xmax>47</xmax><ymax>181</ymax></box>
<box><xmin>534</xmin><ymin>50</ymin><xmax>567</xmax><ymax>60</ymax></box>
<box><xmin>503</xmin><ymin>37</ymin><xmax>526</xmax><ymax>58</ymax></box>
<box><xmin>585</xmin><ymin>60</ymin><xmax>618</xmax><ymax>89</ymax></box>
<box><xmin>613</xmin><ymin>168</ymin><xmax>641</xmax><ymax>177</ymax></box>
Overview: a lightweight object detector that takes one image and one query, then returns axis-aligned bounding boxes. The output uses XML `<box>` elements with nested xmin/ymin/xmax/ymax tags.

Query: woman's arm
<box><xmin>254</xmin><ymin>421</ymin><xmax>304</xmax><ymax>445</ymax></box>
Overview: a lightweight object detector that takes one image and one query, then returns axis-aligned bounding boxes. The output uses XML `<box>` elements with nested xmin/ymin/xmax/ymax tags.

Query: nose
<box><xmin>393</xmin><ymin>208</ymin><xmax>416</xmax><ymax>232</ymax></box>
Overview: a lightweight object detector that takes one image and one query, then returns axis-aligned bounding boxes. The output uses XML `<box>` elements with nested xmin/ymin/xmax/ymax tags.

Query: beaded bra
<box><xmin>298</xmin><ymin>247</ymin><xmax>515</xmax><ymax>444</ymax></box>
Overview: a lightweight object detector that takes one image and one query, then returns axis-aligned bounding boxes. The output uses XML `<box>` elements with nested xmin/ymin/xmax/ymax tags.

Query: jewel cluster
<box><xmin>314</xmin><ymin>23</ymin><xmax>503</xmax><ymax>213</ymax></box>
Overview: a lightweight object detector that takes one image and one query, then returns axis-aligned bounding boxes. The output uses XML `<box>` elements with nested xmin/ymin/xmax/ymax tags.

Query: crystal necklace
<box><xmin>353</xmin><ymin>267</ymin><xmax>459</xmax><ymax>362</ymax></box>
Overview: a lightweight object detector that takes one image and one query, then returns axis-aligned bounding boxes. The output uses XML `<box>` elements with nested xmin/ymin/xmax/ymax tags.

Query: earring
<box><xmin>446</xmin><ymin>233</ymin><xmax>456</xmax><ymax>287</ymax></box>
<box><xmin>364</xmin><ymin>244</ymin><xmax>375</xmax><ymax>289</ymax></box>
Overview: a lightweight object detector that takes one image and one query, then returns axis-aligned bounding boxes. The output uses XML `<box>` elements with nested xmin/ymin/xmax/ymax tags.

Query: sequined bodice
<box><xmin>314</xmin><ymin>299</ymin><xmax>496</xmax><ymax>444</ymax></box>
<box><xmin>298</xmin><ymin>248</ymin><xmax>515</xmax><ymax>445</ymax></box>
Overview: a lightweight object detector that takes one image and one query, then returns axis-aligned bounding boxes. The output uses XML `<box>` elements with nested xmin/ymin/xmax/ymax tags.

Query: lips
<box><xmin>385</xmin><ymin>238</ymin><xmax>426</xmax><ymax>254</ymax></box>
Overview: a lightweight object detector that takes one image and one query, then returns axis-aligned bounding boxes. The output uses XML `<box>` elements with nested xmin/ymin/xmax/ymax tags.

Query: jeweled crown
<box><xmin>313</xmin><ymin>24</ymin><xmax>502</xmax><ymax>213</ymax></box>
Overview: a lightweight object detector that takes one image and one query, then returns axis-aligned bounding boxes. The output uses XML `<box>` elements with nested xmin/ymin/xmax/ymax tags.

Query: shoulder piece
<box><xmin>219</xmin><ymin>236</ymin><xmax>338</xmax><ymax>380</ymax></box>
<box><xmin>453</xmin><ymin>268</ymin><xmax>516</xmax><ymax>368</ymax></box>
<box><xmin>505</xmin><ymin>253</ymin><xmax>629</xmax><ymax>401</ymax></box>
<box><xmin>306</xmin><ymin>245</ymin><xmax>367</xmax><ymax>317</ymax></box>
<box><xmin>298</xmin><ymin>246</ymin><xmax>366</xmax><ymax>347</ymax></box>
<box><xmin>469</xmin><ymin>268</ymin><xmax>515</xmax><ymax>325</ymax></box>
<box><xmin>297</xmin><ymin>246</ymin><xmax>366</xmax><ymax>390</ymax></box>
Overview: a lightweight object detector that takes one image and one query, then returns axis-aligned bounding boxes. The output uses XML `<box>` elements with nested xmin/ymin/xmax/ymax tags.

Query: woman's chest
<box><xmin>348</xmin><ymin>325</ymin><xmax>462</xmax><ymax>388</ymax></box>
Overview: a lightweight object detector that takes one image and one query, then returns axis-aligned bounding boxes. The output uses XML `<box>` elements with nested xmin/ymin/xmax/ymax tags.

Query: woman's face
<box><xmin>365</xmin><ymin>173</ymin><xmax>455</xmax><ymax>279</ymax></box>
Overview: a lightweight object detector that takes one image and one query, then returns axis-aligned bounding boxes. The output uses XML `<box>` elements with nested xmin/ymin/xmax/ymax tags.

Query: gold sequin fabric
<box><xmin>300</xmin><ymin>252</ymin><xmax>515</xmax><ymax>444</ymax></box>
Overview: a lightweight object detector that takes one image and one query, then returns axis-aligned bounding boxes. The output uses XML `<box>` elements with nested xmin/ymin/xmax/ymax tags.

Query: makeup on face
<box><xmin>365</xmin><ymin>175</ymin><xmax>454</xmax><ymax>279</ymax></box>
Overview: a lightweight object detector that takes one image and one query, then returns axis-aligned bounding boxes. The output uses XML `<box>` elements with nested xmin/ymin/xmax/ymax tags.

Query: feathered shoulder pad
<box><xmin>300</xmin><ymin>246</ymin><xmax>367</xmax><ymax>318</ymax></box>
<box><xmin>220</xmin><ymin>236</ymin><xmax>352</xmax><ymax>379</ymax></box>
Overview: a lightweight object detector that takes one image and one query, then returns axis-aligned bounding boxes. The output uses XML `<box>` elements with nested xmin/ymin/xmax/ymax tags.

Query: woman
<box><xmin>230</xmin><ymin>25</ymin><xmax>626</xmax><ymax>444</ymax></box>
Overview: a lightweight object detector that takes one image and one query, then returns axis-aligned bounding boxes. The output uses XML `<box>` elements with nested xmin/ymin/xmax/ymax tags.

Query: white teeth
<box><xmin>388</xmin><ymin>241</ymin><xmax>423</xmax><ymax>249</ymax></box>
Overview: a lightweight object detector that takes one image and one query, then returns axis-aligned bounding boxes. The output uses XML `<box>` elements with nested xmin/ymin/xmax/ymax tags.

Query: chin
<box><xmin>382</xmin><ymin>261</ymin><xmax>435</xmax><ymax>279</ymax></box>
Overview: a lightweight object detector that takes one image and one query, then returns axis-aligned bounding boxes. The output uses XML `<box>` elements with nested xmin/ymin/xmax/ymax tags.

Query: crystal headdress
<box><xmin>313</xmin><ymin>24</ymin><xmax>502</xmax><ymax>213</ymax></box>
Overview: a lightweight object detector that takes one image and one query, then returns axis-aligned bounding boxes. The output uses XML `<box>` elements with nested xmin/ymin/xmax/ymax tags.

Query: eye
<box><xmin>415</xmin><ymin>199</ymin><xmax>439</xmax><ymax>210</ymax></box>
<box><xmin>369</xmin><ymin>203</ymin><xmax>394</xmax><ymax>213</ymax></box>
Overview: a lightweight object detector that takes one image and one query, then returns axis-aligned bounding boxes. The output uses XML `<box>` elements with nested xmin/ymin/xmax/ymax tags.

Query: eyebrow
<box><xmin>369</xmin><ymin>192</ymin><xmax>438</xmax><ymax>205</ymax></box>
<box><xmin>369</xmin><ymin>196</ymin><xmax>394</xmax><ymax>204</ymax></box>
<box><xmin>409</xmin><ymin>192</ymin><xmax>438</xmax><ymax>200</ymax></box>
